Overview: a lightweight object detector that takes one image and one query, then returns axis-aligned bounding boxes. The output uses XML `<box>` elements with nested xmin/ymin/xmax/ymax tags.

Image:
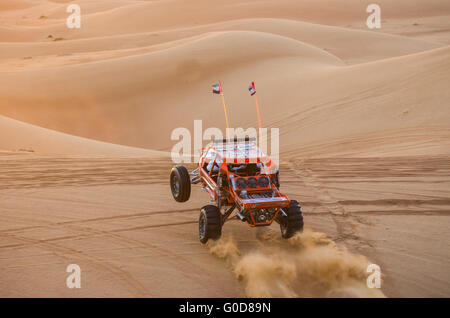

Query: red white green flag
<box><xmin>212</xmin><ymin>83</ymin><xmax>222</xmax><ymax>94</ymax></box>
<box><xmin>248</xmin><ymin>82</ymin><xmax>256</xmax><ymax>96</ymax></box>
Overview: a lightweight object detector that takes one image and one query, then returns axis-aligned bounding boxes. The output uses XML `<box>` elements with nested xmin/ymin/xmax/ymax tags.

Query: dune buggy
<box><xmin>170</xmin><ymin>137</ymin><xmax>303</xmax><ymax>243</ymax></box>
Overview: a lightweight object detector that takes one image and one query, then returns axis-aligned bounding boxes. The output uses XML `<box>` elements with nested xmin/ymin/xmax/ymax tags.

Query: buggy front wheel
<box><xmin>279</xmin><ymin>200</ymin><xmax>304</xmax><ymax>238</ymax></box>
<box><xmin>199</xmin><ymin>205</ymin><xmax>222</xmax><ymax>244</ymax></box>
<box><xmin>170</xmin><ymin>166</ymin><xmax>191</xmax><ymax>202</ymax></box>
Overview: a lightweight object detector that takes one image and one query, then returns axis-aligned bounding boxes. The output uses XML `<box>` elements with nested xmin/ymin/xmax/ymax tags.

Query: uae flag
<box><xmin>212</xmin><ymin>83</ymin><xmax>222</xmax><ymax>94</ymax></box>
<box><xmin>248</xmin><ymin>82</ymin><xmax>256</xmax><ymax>96</ymax></box>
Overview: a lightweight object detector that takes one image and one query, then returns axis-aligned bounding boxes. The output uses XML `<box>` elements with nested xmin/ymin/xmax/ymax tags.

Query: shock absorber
<box><xmin>229</xmin><ymin>174</ymin><xmax>237</xmax><ymax>191</ymax></box>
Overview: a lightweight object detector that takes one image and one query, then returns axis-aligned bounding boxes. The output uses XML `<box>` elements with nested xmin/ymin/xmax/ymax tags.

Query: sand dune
<box><xmin>0</xmin><ymin>115</ymin><xmax>164</xmax><ymax>156</ymax></box>
<box><xmin>0</xmin><ymin>30</ymin><xmax>345</xmax><ymax>150</ymax></box>
<box><xmin>2</xmin><ymin>0</ymin><xmax>449</xmax><ymax>41</ymax></box>
<box><xmin>0</xmin><ymin>0</ymin><xmax>36</xmax><ymax>12</ymax></box>
<box><xmin>1</xmin><ymin>36</ymin><xmax>447</xmax><ymax>155</ymax></box>
<box><xmin>0</xmin><ymin>18</ymin><xmax>440</xmax><ymax>66</ymax></box>
<box><xmin>0</xmin><ymin>0</ymin><xmax>449</xmax><ymax>298</ymax></box>
<box><xmin>276</xmin><ymin>46</ymin><xmax>450</xmax><ymax>157</ymax></box>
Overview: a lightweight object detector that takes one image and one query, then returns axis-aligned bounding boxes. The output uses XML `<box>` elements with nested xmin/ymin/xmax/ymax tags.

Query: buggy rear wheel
<box><xmin>170</xmin><ymin>166</ymin><xmax>191</xmax><ymax>202</ymax></box>
<box><xmin>199</xmin><ymin>205</ymin><xmax>222</xmax><ymax>244</ymax></box>
<box><xmin>280</xmin><ymin>200</ymin><xmax>304</xmax><ymax>238</ymax></box>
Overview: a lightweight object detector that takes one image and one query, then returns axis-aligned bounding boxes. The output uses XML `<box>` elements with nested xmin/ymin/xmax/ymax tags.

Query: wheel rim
<box><xmin>281</xmin><ymin>223</ymin><xmax>287</xmax><ymax>236</ymax></box>
<box><xmin>199</xmin><ymin>212</ymin><xmax>206</xmax><ymax>239</ymax></box>
<box><xmin>279</xmin><ymin>215</ymin><xmax>288</xmax><ymax>236</ymax></box>
<box><xmin>171</xmin><ymin>174</ymin><xmax>180</xmax><ymax>197</ymax></box>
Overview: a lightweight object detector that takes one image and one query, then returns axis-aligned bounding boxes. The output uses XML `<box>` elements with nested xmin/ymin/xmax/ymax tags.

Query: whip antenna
<box><xmin>213</xmin><ymin>81</ymin><xmax>230</xmax><ymax>139</ymax></box>
<box><xmin>249</xmin><ymin>82</ymin><xmax>262</xmax><ymax>130</ymax></box>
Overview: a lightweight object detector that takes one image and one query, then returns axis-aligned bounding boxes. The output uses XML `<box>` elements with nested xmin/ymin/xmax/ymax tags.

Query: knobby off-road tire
<box><xmin>280</xmin><ymin>200</ymin><xmax>304</xmax><ymax>238</ymax></box>
<box><xmin>170</xmin><ymin>166</ymin><xmax>191</xmax><ymax>202</ymax></box>
<box><xmin>273</xmin><ymin>171</ymin><xmax>280</xmax><ymax>189</ymax></box>
<box><xmin>199</xmin><ymin>205</ymin><xmax>222</xmax><ymax>244</ymax></box>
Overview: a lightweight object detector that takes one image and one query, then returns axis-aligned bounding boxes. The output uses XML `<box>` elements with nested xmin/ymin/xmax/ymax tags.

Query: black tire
<box><xmin>170</xmin><ymin>166</ymin><xmax>191</xmax><ymax>202</ymax></box>
<box><xmin>273</xmin><ymin>171</ymin><xmax>280</xmax><ymax>189</ymax></box>
<box><xmin>280</xmin><ymin>200</ymin><xmax>304</xmax><ymax>238</ymax></box>
<box><xmin>199</xmin><ymin>205</ymin><xmax>222</xmax><ymax>244</ymax></box>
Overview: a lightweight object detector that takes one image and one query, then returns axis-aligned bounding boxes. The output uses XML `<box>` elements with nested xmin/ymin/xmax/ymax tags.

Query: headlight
<box><xmin>247</xmin><ymin>177</ymin><xmax>258</xmax><ymax>188</ymax></box>
<box><xmin>258</xmin><ymin>176</ymin><xmax>269</xmax><ymax>187</ymax></box>
<box><xmin>236</xmin><ymin>178</ymin><xmax>247</xmax><ymax>189</ymax></box>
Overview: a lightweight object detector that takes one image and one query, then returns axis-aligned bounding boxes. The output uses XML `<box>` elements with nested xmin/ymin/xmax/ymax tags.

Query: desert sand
<box><xmin>0</xmin><ymin>0</ymin><xmax>449</xmax><ymax>297</ymax></box>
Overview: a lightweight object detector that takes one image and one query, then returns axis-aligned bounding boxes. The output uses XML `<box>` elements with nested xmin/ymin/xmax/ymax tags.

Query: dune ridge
<box><xmin>0</xmin><ymin>114</ymin><xmax>164</xmax><ymax>156</ymax></box>
<box><xmin>0</xmin><ymin>18</ymin><xmax>440</xmax><ymax>63</ymax></box>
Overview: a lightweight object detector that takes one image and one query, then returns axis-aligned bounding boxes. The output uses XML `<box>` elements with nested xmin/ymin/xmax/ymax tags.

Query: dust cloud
<box><xmin>207</xmin><ymin>229</ymin><xmax>385</xmax><ymax>297</ymax></box>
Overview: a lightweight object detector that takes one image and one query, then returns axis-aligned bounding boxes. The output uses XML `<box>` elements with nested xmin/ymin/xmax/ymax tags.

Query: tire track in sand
<box><xmin>1</xmin><ymin>232</ymin><xmax>151</xmax><ymax>297</ymax></box>
<box><xmin>288</xmin><ymin>160</ymin><xmax>373</xmax><ymax>249</ymax></box>
<box><xmin>0</xmin><ymin>208</ymin><xmax>199</xmax><ymax>234</ymax></box>
<box><xmin>0</xmin><ymin>210</ymin><xmax>219</xmax><ymax>292</ymax></box>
